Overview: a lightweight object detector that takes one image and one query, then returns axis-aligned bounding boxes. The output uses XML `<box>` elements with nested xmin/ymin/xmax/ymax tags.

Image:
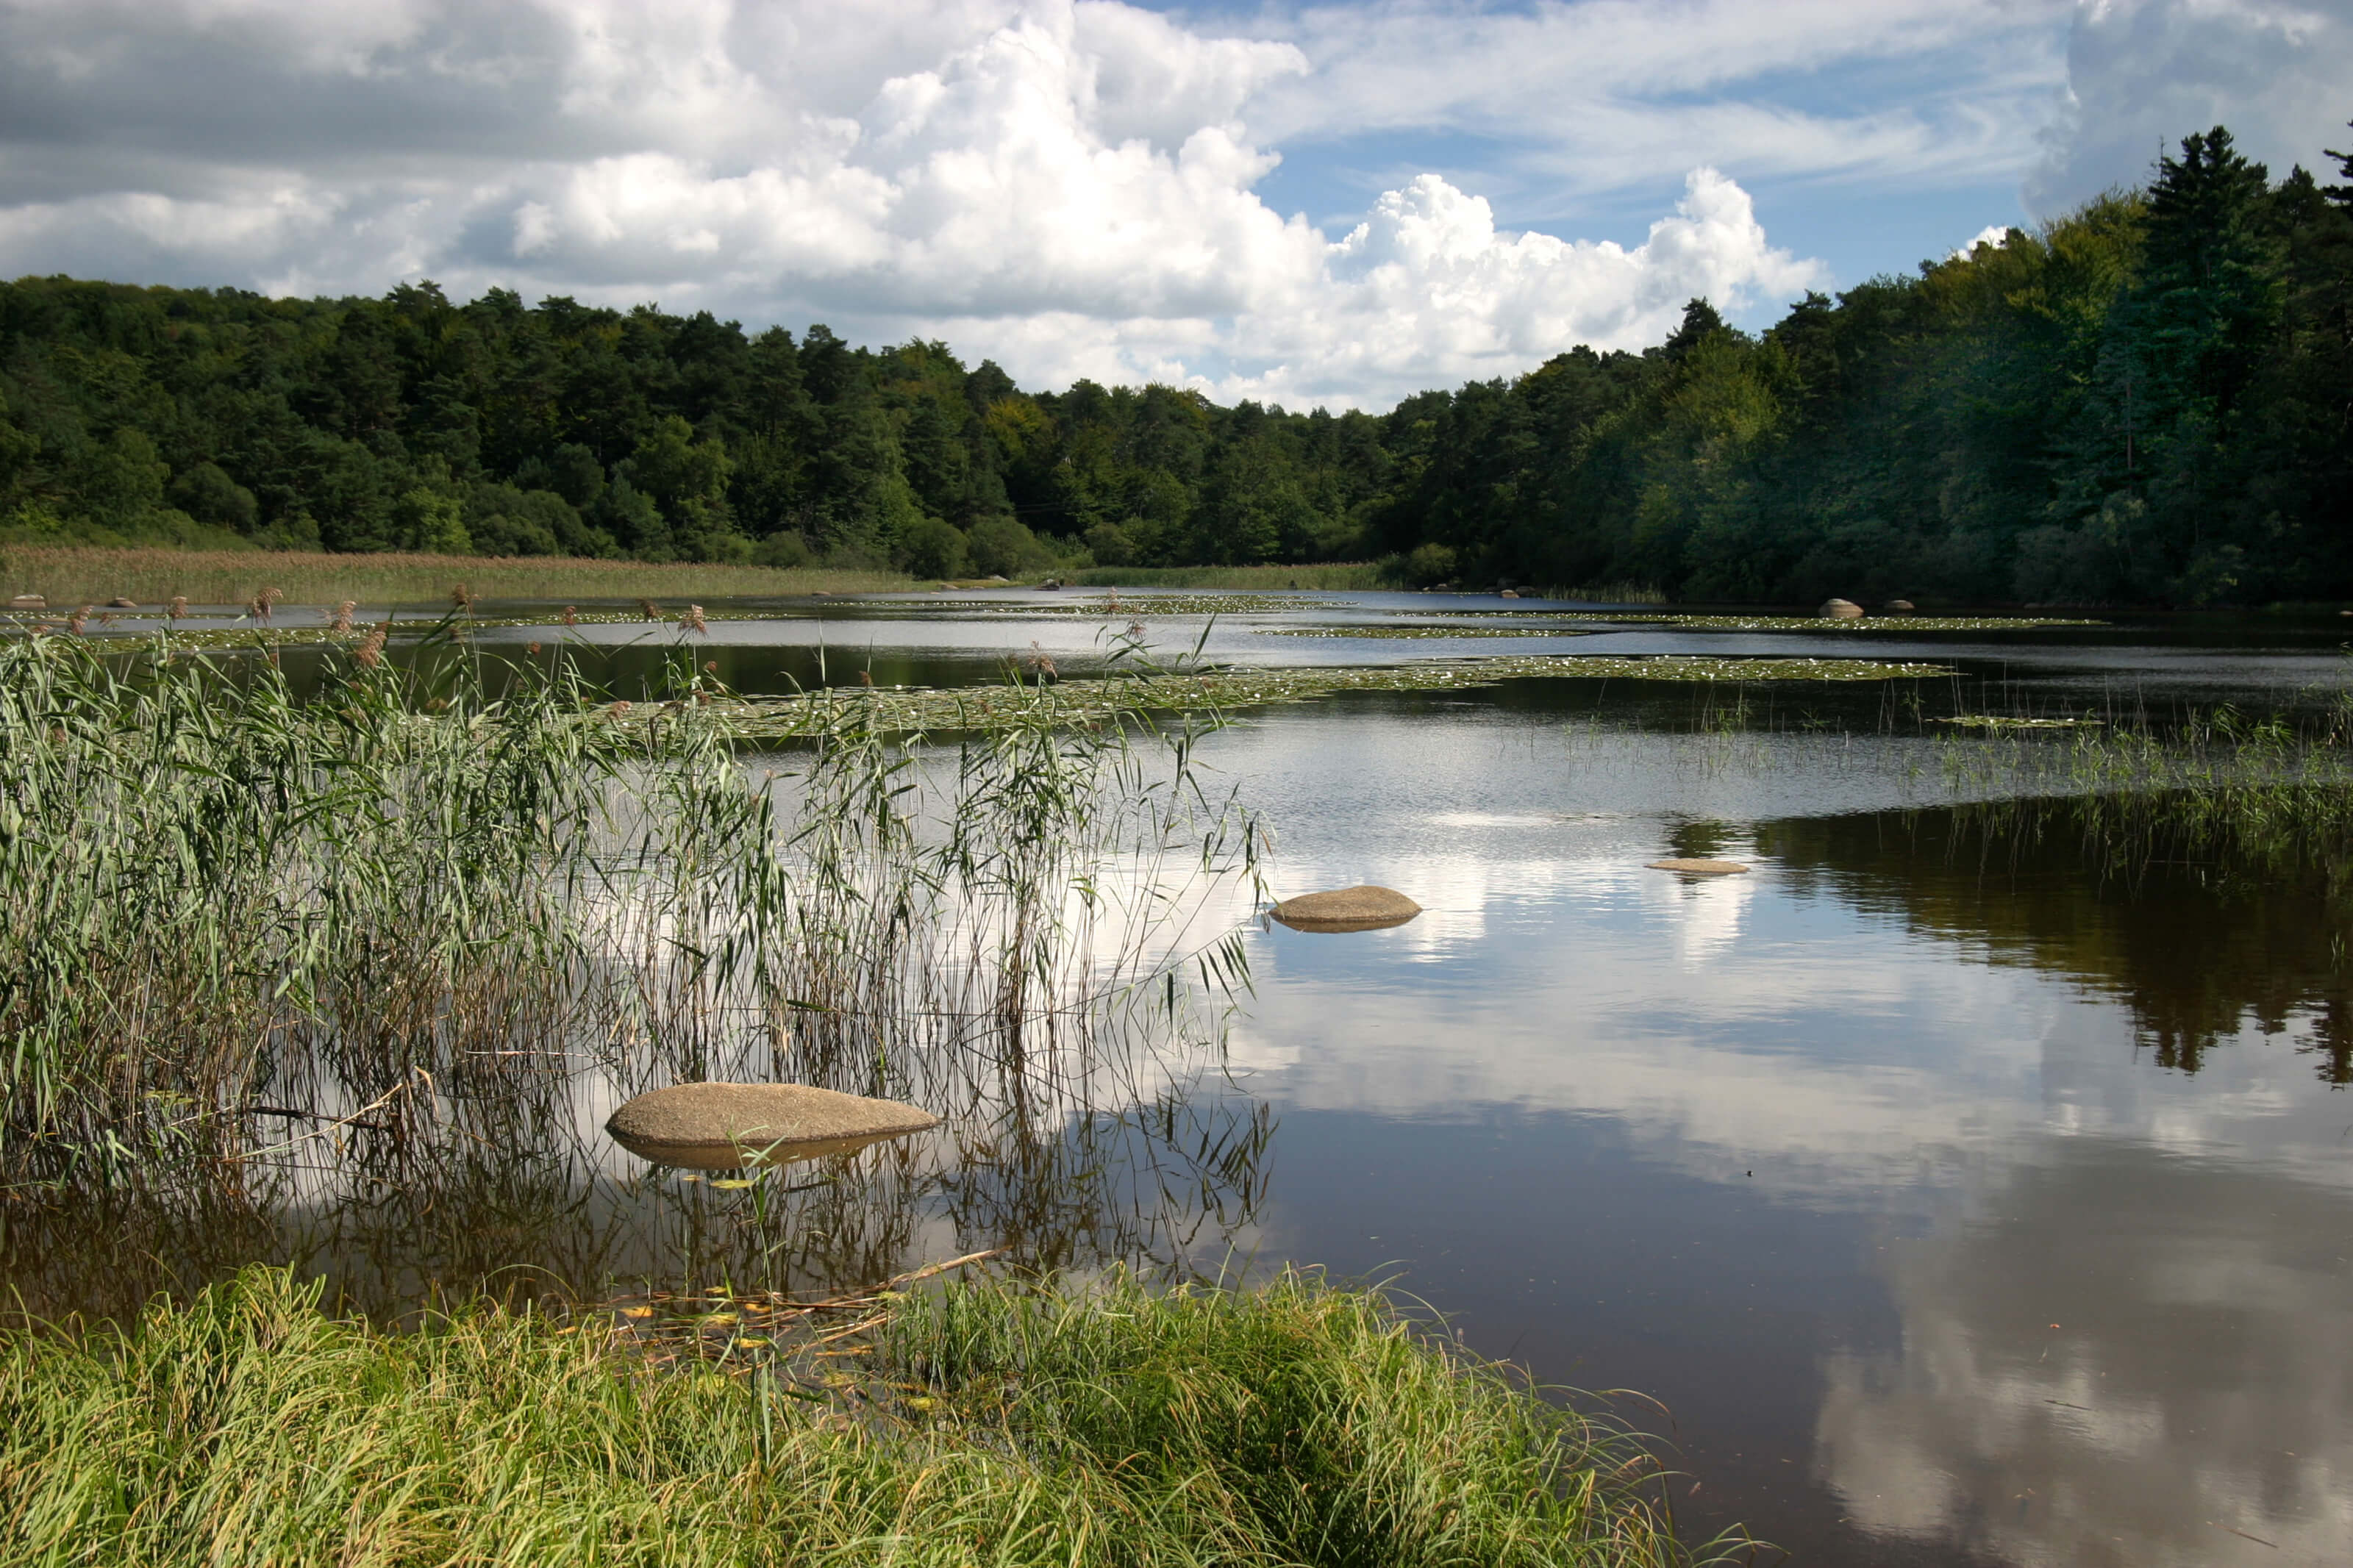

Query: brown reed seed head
<box><xmin>681</xmin><ymin>604</ymin><xmax>707</xmax><ymax>634</ymax></box>
<box><xmin>251</xmin><ymin>586</ymin><xmax>283</xmax><ymax>622</ymax></box>
<box><xmin>562</xmin><ymin>605</ymin><xmax>578</xmax><ymax>626</ymax></box>
<box><xmin>356</xmin><ymin>624</ymin><xmax>388</xmax><ymax>669</ymax></box>
<box><xmin>609</xmin><ymin>699</ymin><xmax>634</xmax><ymax>716</ymax></box>
<box><xmin>450</xmin><ymin>584</ymin><xmax>474</xmax><ymax>609</ymax></box>
<box><xmin>168</xmin><ymin>595</ymin><xmax>188</xmax><ymax>619</ymax></box>
<box><xmin>66</xmin><ymin>606</ymin><xmax>90</xmax><ymax>634</ymax></box>
<box><xmin>703</xmin><ymin>660</ymin><xmax>717</xmax><ymax>673</ymax></box>
<box><xmin>329</xmin><ymin>600</ymin><xmax>357</xmax><ymax>633</ymax></box>
<box><xmin>639</xmin><ymin>599</ymin><xmax>660</xmax><ymax>621</ymax></box>
<box><xmin>528</xmin><ymin>642</ymin><xmax>543</xmax><ymax>655</ymax></box>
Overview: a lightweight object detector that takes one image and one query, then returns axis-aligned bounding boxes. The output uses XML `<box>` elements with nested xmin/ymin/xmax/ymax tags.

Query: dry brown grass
<box><xmin>0</xmin><ymin>545</ymin><xmax>910</xmax><ymax>608</ymax></box>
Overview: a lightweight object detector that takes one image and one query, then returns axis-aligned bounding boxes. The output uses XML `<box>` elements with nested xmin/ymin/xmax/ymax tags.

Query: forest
<box><xmin>1</xmin><ymin>123</ymin><xmax>2346</xmax><ymax>606</ymax></box>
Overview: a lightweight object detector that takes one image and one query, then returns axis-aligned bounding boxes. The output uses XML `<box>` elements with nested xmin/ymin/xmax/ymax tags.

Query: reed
<box><xmin>0</xmin><ymin>545</ymin><xmax>910</xmax><ymax>609</ymax></box>
<box><xmin>0</xmin><ymin>624</ymin><xmax>1260</xmax><ymax>1186</ymax></box>
<box><xmin>0</xmin><ymin>1264</ymin><xmax>1706</xmax><ymax>1567</ymax></box>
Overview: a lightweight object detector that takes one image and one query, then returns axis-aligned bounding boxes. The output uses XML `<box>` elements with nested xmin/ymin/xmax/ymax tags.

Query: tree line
<box><xmin>2</xmin><ymin>123</ymin><xmax>2346</xmax><ymax>605</ymax></box>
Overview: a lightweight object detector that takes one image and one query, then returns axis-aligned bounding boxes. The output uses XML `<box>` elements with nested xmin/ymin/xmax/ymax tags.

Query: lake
<box><xmin>15</xmin><ymin>588</ymin><xmax>2353</xmax><ymax>1567</ymax></box>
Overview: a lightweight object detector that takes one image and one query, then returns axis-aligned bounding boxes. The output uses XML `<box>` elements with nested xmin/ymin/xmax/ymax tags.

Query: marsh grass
<box><xmin>0</xmin><ymin>1263</ymin><xmax>1707</xmax><ymax>1568</ymax></box>
<box><xmin>0</xmin><ymin>620</ymin><xmax>1261</xmax><ymax>1189</ymax></box>
<box><xmin>1929</xmin><ymin>700</ymin><xmax>2353</xmax><ymax>881</ymax></box>
<box><xmin>0</xmin><ymin>545</ymin><xmax>909</xmax><ymax>608</ymax></box>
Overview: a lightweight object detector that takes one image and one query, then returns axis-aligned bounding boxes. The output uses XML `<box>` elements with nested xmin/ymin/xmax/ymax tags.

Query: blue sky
<box><xmin>0</xmin><ymin>0</ymin><xmax>2344</xmax><ymax>406</ymax></box>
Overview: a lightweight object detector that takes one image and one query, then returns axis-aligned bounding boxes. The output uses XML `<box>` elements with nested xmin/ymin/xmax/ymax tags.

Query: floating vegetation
<box><xmin>1933</xmin><ymin>715</ymin><xmax>2105</xmax><ymax>729</ymax></box>
<box><xmin>1401</xmin><ymin>610</ymin><xmax>2103</xmax><ymax>631</ymax></box>
<box><xmin>710</xmin><ymin>653</ymin><xmax>1956</xmax><ymax>739</ymax></box>
<box><xmin>1259</xmin><ymin>625</ymin><xmax>1590</xmax><ymax>640</ymax></box>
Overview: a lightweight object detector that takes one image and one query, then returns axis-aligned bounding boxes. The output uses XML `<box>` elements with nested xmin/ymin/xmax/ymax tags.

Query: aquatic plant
<box><xmin>0</xmin><ymin>1264</ymin><xmax>1707</xmax><ymax>1568</ymax></box>
<box><xmin>0</xmin><ymin>627</ymin><xmax>1260</xmax><ymax>1188</ymax></box>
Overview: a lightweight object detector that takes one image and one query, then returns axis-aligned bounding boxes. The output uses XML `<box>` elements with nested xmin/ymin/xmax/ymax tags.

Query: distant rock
<box><xmin>605</xmin><ymin>1082</ymin><xmax>939</xmax><ymax>1170</ymax></box>
<box><xmin>986</xmin><ymin>575</ymin><xmax>1010</xmax><ymax>584</ymax></box>
<box><xmin>1646</xmin><ymin>858</ymin><xmax>1749</xmax><ymax>876</ymax></box>
<box><xmin>8</xmin><ymin>594</ymin><xmax>44</xmax><ymax>609</ymax></box>
<box><xmin>1499</xmin><ymin>589</ymin><xmax>1520</xmax><ymax>598</ymax></box>
<box><xmin>1883</xmin><ymin>599</ymin><xmax>1915</xmax><ymax>613</ymax></box>
<box><xmin>1271</xmin><ymin>885</ymin><xmax>1422</xmax><ymax>932</ymax></box>
<box><xmin>1819</xmin><ymin>598</ymin><xmax>1864</xmax><ymax>619</ymax></box>
<box><xmin>107</xmin><ymin>596</ymin><xmax>139</xmax><ymax>609</ymax></box>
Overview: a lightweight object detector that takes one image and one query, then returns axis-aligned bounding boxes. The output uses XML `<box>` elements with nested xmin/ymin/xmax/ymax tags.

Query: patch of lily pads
<box><xmin>1932</xmin><ymin>715</ymin><xmax>2106</xmax><ymax>729</ymax></box>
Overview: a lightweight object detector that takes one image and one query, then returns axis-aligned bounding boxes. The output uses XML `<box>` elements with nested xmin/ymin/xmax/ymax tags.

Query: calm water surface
<box><xmin>30</xmin><ymin>591</ymin><xmax>2353</xmax><ymax>1567</ymax></box>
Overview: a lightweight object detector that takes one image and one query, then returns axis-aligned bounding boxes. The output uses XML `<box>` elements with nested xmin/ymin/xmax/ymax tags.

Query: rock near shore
<box><xmin>606</xmin><ymin>1082</ymin><xmax>938</xmax><ymax>1170</ymax></box>
<box><xmin>1271</xmin><ymin>885</ymin><xmax>1423</xmax><ymax>932</ymax></box>
<box><xmin>1646</xmin><ymin>858</ymin><xmax>1749</xmax><ymax>876</ymax></box>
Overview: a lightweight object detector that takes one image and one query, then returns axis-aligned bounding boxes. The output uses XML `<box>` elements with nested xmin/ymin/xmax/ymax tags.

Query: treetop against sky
<box><xmin>0</xmin><ymin>0</ymin><xmax>2346</xmax><ymax>409</ymax></box>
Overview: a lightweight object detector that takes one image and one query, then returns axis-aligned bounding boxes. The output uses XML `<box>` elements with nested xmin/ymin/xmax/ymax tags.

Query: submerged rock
<box><xmin>1646</xmin><ymin>858</ymin><xmax>1749</xmax><ymax>876</ymax></box>
<box><xmin>8</xmin><ymin>594</ymin><xmax>44</xmax><ymax>609</ymax></box>
<box><xmin>606</xmin><ymin>1082</ymin><xmax>938</xmax><ymax>1170</ymax></box>
<box><xmin>1271</xmin><ymin>885</ymin><xmax>1422</xmax><ymax>932</ymax></box>
<box><xmin>1819</xmin><ymin>598</ymin><xmax>1865</xmax><ymax>619</ymax></box>
<box><xmin>1884</xmin><ymin>599</ymin><xmax>1915</xmax><ymax>613</ymax></box>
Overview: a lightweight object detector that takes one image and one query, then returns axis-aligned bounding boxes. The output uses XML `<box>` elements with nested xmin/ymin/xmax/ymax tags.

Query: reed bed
<box><xmin>0</xmin><ymin>1263</ymin><xmax>1706</xmax><ymax>1568</ymax></box>
<box><xmin>0</xmin><ymin>626</ymin><xmax>1260</xmax><ymax>1187</ymax></box>
<box><xmin>0</xmin><ymin>545</ymin><xmax>908</xmax><ymax>609</ymax></box>
<box><xmin>1933</xmin><ymin>701</ymin><xmax>2353</xmax><ymax>880</ymax></box>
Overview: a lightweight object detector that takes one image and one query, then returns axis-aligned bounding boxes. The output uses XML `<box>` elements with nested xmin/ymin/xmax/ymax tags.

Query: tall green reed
<box><xmin>0</xmin><ymin>625</ymin><xmax>1260</xmax><ymax>1185</ymax></box>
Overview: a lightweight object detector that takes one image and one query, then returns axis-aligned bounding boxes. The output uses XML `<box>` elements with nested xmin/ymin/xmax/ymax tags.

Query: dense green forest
<box><xmin>1</xmin><ymin>123</ymin><xmax>2346</xmax><ymax>605</ymax></box>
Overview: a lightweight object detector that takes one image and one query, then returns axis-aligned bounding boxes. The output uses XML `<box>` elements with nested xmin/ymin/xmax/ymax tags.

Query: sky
<box><xmin>0</xmin><ymin>0</ymin><xmax>2345</xmax><ymax>409</ymax></box>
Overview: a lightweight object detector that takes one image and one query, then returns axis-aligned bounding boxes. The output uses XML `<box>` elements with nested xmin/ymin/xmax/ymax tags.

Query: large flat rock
<box><xmin>1271</xmin><ymin>885</ymin><xmax>1422</xmax><ymax>932</ymax></box>
<box><xmin>1646</xmin><ymin>858</ymin><xmax>1749</xmax><ymax>876</ymax></box>
<box><xmin>606</xmin><ymin>1082</ymin><xmax>938</xmax><ymax>1170</ymax></box>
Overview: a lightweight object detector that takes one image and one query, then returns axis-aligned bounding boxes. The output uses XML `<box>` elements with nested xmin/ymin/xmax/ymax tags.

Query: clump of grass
<box><xmin>0</xmin><ymin>1264</ymin><xmax>1707</xmax><ymax>1567</ymax></box>
<box><xmin>0</xmin><ymin>544</ymin><xmax>910</xmax><ymax>608</ymax></box>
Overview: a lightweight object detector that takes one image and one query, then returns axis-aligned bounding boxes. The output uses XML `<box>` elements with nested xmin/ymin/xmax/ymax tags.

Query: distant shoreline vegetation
<box><xmin>2</xmin><ymin>123</ymin><xmax>2346</xmax><ymax>609</ymax></box>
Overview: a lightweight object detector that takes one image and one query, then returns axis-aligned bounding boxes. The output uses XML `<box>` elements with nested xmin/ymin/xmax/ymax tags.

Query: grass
<box><xmin>0</xmin><ymin>1264</ymin><xmax>1707</xmax><ymax>1567</ymax></box>
<box><xmin>0</xmin><ymin>545</ymin><xmax>910</xmax><ymax>608</ymax></box>
<box><xmin>1072</xmin><ymin>563</ymin><xmax>1390</xmax><ymax>591</ymax></box>
<box><xmin>0</xmin><ymin>626</ymin><xmax>1259</xmax><ymax>1177</ymax></box>
<box><xmin>707</xmin><ymin>654</ymin><xmax>1957</xmax><ymax>740</ymax></box>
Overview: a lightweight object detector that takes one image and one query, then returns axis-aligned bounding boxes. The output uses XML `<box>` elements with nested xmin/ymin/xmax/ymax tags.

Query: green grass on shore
<box><xmin>0</xmin><ymin>545</ymin><xmax>910</xmax><ymax>608</ymax></box>
<box><xmin>0</xmin><ymin>1265</ymin><xmax>1706</xmax><ymax>1567</ymax></box>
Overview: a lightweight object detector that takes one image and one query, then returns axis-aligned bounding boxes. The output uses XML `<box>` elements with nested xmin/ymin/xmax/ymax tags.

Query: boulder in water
<box><xmin>1819</xmin><ymin>598</ymin><xmax>1864</xmax><ymax>619</ymax></box>
<box><xmin>1271</xmin><ymin>885</ymin><xmax>1422</xmax><ymax>932</ymax></box>
<box><xmin>606</xmin><ymin>1082</ymin><xmax>938</xmax><ymax>1170</ymax></box>
<box><xmin>8</xmin><ymin>594</ymin><xmax>44</xmax><ymax>609</ymax></box>
<box><xmin>1646</xmin><ymin>858</ymin><xmax>1749</xmax><ymax>876</ymax></box>
<box><xmin>1883</xmin><ymin>599</ymin><xmax>1915</xmax><ymax>613</ymax></box>
<box><xmin>107</xmin><ymin>596</ymin><xmax>139</xmax><ymax>609</ymax></box>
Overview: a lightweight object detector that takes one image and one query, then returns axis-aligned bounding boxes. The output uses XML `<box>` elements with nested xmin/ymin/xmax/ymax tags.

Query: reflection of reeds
<box><xmin>0</xmin><ymin>1264</ymin><xmax>1701</xmax><ymax>1567</ymax></box>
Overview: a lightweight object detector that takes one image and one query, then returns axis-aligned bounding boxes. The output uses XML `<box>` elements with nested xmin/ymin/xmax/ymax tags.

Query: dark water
<box><xmin>24</xmin><ymin>591</ymin><xmax>2353</xmax><ymax>1566</ymax></box>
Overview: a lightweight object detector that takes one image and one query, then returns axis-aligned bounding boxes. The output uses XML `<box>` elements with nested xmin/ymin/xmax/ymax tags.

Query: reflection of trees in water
<box><xmin>1815</xmin><ymin>1145</ymin><xmax>2353</xmax><ymax>1565</ymax></box>
<box><xmin>1756</xmin><ymin>798</ymin><xmax>2353</xmax><ymax>1082</ymax></box>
